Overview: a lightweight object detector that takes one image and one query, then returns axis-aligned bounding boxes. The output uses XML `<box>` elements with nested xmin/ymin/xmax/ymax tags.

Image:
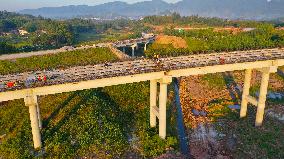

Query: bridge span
<box><xmin>1</xmin><ymin>48</ymin><xmax>284</xmax><ymax>149</ymax></box>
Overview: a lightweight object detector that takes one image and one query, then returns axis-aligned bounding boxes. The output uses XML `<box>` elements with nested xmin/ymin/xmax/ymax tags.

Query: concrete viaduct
<box><xmin>0</xmin><ymin>48</ymin><xmax>284</xmax><ymax>150</ymax></box>
<box><xmin>0</xmin><ymin>35</ymin><xmax>155</xmax><ymax>61</ymax></box>
<box><xmin>112</xmin><ymin>36</ymin><xmax>155</xmax><ymax>57</ymax></box>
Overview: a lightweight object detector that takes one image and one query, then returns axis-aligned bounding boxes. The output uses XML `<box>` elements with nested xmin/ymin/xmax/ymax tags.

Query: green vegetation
<box><xmin>210</xmin><ymin>102</ymin><xmax>284</xmax><ymax>158</ymax></box>
<box><xmin>0</xmin><ymin>90</ymin><xmax>129</xmax><ymax>158</ymax></box>
<box><xmin>0</xmin><ymin>47</ymin><xmax>118</xmax><ymax>75</ymax></box>
<box><xmin>201</xmin><ymin>73</ymin><xmax>226</xmax><ymax>89</ymax></box>
<box><xmin>0</xmin><ymin>11</ymin><xmax>74</xmax><ymax>54</ymax></box>
<box><xmin>204</xmin><ymin>73</ymin><xmax>284</xmax><ymax>158</ymax></box>
<box><xmin>103</xmin><ymin>83</ymin><xmax>178</xmax><ymax>157</ymax></box>
<box><xmin>0</xmin><ymin>83</ymin><xmax>179</xmax><ymax>158</ymax></box>
<box><xmin>0</xmin><ymin>11</ymin><xmax>151</xmax><ymax>54</ymax></box>
<box><xmin>146</xmin><ymin>24</ymin><xmax>284</xmax><ymax>57</ymax></box>
<box><xmin>143</xmin><ymin>13</ymin><xmax>264</xmax><ymax>28</ymax></box>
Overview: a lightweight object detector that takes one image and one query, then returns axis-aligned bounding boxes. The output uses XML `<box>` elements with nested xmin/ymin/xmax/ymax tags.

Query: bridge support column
<box><xmin>144</xmin><ymin>42</ymin><xmax>148</xmax><ymax>51</ymax></box>
<box><xmin>131</xmin><ymin>46</ymin><xmax>135</xmax><ymax>57</ymax></box>
<box><xmin>150</xmin><ymin>80</ymin><xmax>157</xmax><ymax>127</ymax></box>
<box><xmin>35</xmin><ymin>97</ymin><xmax>42</xmax><ymax>130</ymax></box>
<box><xmin>158</xmin><ymin>77</ymin><xmax>172</xmax><ymax>139</ymax></box>
<box><xmin>24</xmin><ymin>90</ymin><xmax>42</xmax><ymax>149</ymax></box>
<box><xmin>240</xmin><ymin>67</ymin><xmax>277</xmax><ymax>126</ymax></box>
<box><xmin>255</xmin><ymin>67</ymin><xmax>275</xmax><ymax>126</ymax></box>
<box><xmin>240</xmin><ymin>69</ymin><xmax>252</xmax><ymax>118</ymax></box>
<box><xmin>122</xmin><ymin>47</ymin><xmax>126</xmax><ymax>53</ymax></box>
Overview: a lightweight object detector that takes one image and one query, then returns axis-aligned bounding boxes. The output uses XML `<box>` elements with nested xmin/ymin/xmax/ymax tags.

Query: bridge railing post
<box><xmin>24</xmin><ymin>90</ymin><xmax>42</xmax><ymax>149</ymax></box>
<box><xmin>240</xmin><ymin>69</ymin><xmax>252</xmax><ymax>118</ymax></box>
<box><xmin>158</xmin><ymin>77</ymin><xmax>172</xmax><ymax>139</ymax></box>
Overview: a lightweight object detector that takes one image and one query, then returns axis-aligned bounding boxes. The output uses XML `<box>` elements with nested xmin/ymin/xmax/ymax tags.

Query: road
<box><xmin>0</xmin><ymin>36</ymin><xmax>155</xmax><ymax>61</ymax></box>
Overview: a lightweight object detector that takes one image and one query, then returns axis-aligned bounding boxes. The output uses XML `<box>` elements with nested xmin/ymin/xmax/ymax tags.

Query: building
<box><xmin>18</xmin><ymin>29</ymin><xmax>29</xmax><ymax>36</ymax></box>
<box><xmin>142</xmin><ymin>32</ymin><xmax>154</xmax><ymax>38</ymax></box>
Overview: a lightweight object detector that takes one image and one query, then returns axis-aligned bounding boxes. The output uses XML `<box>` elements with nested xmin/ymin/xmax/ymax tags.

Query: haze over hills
<box><xmin>19</xmin><ymin>0</ymin><xmax>284</xmax><ymax>20</ymax></box>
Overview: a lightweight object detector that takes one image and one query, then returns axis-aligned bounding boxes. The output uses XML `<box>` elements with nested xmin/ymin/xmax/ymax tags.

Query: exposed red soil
<box><xmin>155</xmin><ymin>35</ymin><xmax>188</xmax><ymax>49</ymax></box>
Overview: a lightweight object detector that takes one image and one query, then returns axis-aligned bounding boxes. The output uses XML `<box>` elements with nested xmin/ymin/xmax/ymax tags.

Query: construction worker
<box><xmin>219</xmin><ymin>57</ymin><xmax>225</xmax><ymax>65</ymax></box>
<box><xmin>6</xmin><ymin>81</ymin><xmax>15</xmax><ymax>88</ymax></box>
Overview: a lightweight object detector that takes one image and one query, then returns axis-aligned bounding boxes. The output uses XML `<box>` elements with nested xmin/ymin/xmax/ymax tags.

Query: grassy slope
<box><xmin>0</xmin><ymin>47</ymin><xmax>118</xmax><ymax>75</ymax></box>
<box><xmin>0</xmin><ymin>84</ymin><xmax>179</xmax><ymax>158</ymax></box>
<box><xmin>210</xmin><ymin>102</ymin><xmax>284</xmax><ymax>158</ymax></box>
<box><xmin>203</xmin><ymin>73</ymin><xmax>284</xmax><ymax>158</ymax></box>
<box><xmin>0</xmin><ymin>48</ymin><xmax>178</xmax><ymax>158</ymax></box>
<box><xmin>145</xmin><ymin>28</ymin><xmax>284</xmax><ymax>58</ymax></box>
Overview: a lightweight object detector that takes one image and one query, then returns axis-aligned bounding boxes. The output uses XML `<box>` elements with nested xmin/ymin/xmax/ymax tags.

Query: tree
<box><xmin>0</xmin><ymin>42</ymin><xmax>15</xmax><ymax>54</ymax></box>
<box><xmin>24</xmin><ymin>22</ymin><xmax>38</xmax><ymax>32</ymax></box>
<box><xmin>0</xmin><ymin>20</ymin><xmax>16</xmax><ymax>32</ymax></box>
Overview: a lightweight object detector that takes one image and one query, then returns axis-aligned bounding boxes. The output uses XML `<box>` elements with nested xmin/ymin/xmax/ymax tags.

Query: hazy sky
<box><xmin>0</xmin><ymin>0</ymin><xmax>181</xmax><ymax>11</ymax></box>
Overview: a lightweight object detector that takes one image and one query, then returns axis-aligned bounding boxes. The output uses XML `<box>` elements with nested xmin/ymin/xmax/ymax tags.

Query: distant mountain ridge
<box><xmin>19</xmin><ymin>0</ymin><xmax>284</xmax><ymax>20</ymax></box>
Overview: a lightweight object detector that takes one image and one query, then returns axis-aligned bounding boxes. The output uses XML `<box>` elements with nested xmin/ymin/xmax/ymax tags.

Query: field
<box><xmin>0</xmin><ymin>83</ymin><xmax>179</xmax><ymax>158</ymax></box>
<box><xmin>0</xmin><ymin>47</ymin><xmax>118</xmax><ymax>75</ymax></box>
<box><xmin>75</xmin><ymin>30</ymin><xmax>139</xmax><ymax>46</ymax></box>
<box><xmin>154</xmin><ymin>35</ymin><xmax>188</xmax><ymax>49</ymax></box>
<box><xmin>145</xmin><ymin>25</ymin><xmax>284</xmax><ymax>57</ymax></box>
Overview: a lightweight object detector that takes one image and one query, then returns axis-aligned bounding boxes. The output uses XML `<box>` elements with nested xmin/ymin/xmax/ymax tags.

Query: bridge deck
<box><xmin>0</xmin><ymin>48</ymin><xmax>284</xmax><ymax>101</ymax></box>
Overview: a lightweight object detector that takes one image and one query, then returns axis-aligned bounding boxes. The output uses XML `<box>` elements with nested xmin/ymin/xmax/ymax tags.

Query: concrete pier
<box><xmin>150</xmin><ymin>79</ymin><xmax>157</xmax><ymax>127</ymax></box>
<box><xmin>255</xmin><ymin>68</ymin><xmax>271</xmax><ymax>126</ymax></box>
<box><xmin>131</xmin><ymin>45</ymin><xmax>135</xmax><ymax>57</ymax></box>
<box><xmin>240</xmin><ymin>69</ymin><xmax>252</xmax><ymax>118</ymax></box>
<box><xmin>158</xmin><ymin>77</ymin><xmax>172</xmax><ymax>139</ymax></box>
<box><xmin>24</xmin><ymin>91</ymin><xmax>42</xmax><ymax>149</ymax></box>
<box><xmin>144</xmin><ymin>42</ymin><xmax>148</xmax><ymax>51</ymax></box>
<box><xmin>239</xmin><ymin>67</ymin><xmax>277</xmax><ymax>126</ymax></box>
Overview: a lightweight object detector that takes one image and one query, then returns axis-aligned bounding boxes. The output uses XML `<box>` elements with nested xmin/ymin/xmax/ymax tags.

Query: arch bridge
<box><xmin>1</xmin><ymin>48</ymin><xmax>284</xmax><ymax>149</ymax></box>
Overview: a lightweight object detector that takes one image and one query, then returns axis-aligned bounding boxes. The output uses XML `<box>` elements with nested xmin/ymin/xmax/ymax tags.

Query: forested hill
<box><xmin>19</xmin><ymin>0</ymin><xmax>284</xmax><ymax>20</ymax></box>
